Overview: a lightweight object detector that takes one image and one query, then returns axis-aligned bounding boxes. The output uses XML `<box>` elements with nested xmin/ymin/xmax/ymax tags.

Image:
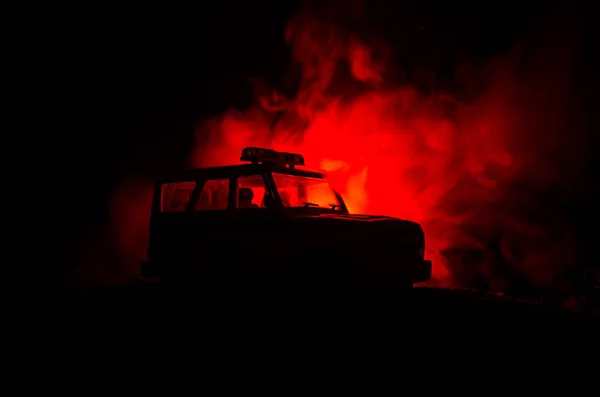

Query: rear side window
<box><xmin>195</xmin><ymin>178</ymin><xmax>230</xmax><ymax>211</ymax></box>
<box><xmin>161</xmin><ymin>181</ymin><xmax>196</xmax><ymax>212</ymax></box>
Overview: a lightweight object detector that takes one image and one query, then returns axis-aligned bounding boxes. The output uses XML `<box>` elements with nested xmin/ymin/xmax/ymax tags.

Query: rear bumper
<box><xmin>414</xmin><ymin>260</ymin><xmax>432</xmax><ymax>283</ymax></box>
<box><xmin>140</xmin><ymin>261</ymin><xmax>158</xmax><ymax>279</ymax></box>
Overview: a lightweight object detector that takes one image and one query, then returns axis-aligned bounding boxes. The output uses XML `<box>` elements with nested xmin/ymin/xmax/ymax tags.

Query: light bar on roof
<box><xmin>240</xmin><ymin>147</ymin><xmax>305</xmax><ymax>167</ymax></box>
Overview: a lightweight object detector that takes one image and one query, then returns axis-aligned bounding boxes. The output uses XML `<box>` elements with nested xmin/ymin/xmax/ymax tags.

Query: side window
<box><xmin>161</xmin><ymin>181</ymin><xmax>196</xmax><ymax>213</ymax></box>
<box><xmin>237</xmin><ymin>176</ymin><xmax>267</xmax><ymax>209</ymax></box>
<box><xmin>195</xmin><ymin>178</ymin><xmax>229</xmax><ymax>211</ymax></box>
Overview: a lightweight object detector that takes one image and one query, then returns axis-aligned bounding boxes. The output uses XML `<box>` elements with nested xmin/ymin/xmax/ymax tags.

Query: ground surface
<box><xmin>31</xmin><ymin>284</ymin><xmax>598</xmax><ymax>364</ymax></box>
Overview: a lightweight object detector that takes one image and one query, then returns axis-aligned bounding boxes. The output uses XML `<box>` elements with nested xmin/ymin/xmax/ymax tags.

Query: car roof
<box><xmin>157</xmin><ymin>163</ymin><xmax>327</xmax><ymax>184</ymax></box>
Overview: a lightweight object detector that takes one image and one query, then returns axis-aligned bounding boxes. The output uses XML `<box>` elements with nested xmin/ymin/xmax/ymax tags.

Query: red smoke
<box><xmin>193</xmin><ymin>4</ymin><xmax>581</xmax><ymax>291</ymax></box>
<box><xmin>101</xmin><ymin>2</ymin><xmax>582</xmax><ymax>294</ymax></box>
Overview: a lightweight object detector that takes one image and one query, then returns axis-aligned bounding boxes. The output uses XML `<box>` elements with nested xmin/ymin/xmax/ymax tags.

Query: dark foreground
<box><xmin>52</xmin><ymin>283</ymin><xmax>598</xmax><ymax>325</ymax></box>
<box><xmin>33</xmin><ymin>283</ymin><xmax>599</xmax><ymax>367</ymax></box>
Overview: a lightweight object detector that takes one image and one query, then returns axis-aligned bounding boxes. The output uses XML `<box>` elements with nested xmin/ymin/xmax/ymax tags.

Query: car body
<box><xmin>141</xmin><ymin>147</ymin><xmax>432</xmax><ymax>288</ymax></box>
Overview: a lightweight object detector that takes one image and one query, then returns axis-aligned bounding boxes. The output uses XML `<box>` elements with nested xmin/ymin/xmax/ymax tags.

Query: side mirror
<box><xmin>333</xmin><ymin>191</ymin><xmax>349</xmax><ymax>213</ymax></box>
<box><xmin>140</xmin><ymin>261</ymin><xmax>158</xmax><ymax>279</ymax></box>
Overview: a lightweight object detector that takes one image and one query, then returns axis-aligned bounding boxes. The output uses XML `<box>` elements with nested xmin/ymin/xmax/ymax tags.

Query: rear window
<box><xmin>160</xmin><ymin>181</ymin><xmax>196</xmax><ymax>212</ymax></box>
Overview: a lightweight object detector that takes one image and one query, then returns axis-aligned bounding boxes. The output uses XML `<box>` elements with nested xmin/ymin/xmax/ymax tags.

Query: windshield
<box><xmin>272</xmin><ymin>173</ymin><xmax>340</xmax><ymax>209</ymax></box>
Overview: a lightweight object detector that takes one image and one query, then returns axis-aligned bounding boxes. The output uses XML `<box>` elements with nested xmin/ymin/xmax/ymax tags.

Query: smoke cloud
<box><xmin>193</xmin><ymin>1</ymin><xmax>583</xmax><ymax>293</ymax></box>
<box><xmin>90</xmin><ymin>0</ymin><xmax>585</xmax><ymax>295</ymax></box>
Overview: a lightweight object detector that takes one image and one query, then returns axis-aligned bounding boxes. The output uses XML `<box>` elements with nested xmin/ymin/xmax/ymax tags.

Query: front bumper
<box><xmin>414</xmin><ymin>260</ymin><xmax>432</xmax><ymax>283</ymax></box>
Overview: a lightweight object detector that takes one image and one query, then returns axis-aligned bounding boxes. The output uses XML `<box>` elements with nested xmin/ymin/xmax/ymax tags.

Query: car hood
<box><xmin>290</xmin><ymin>211</ymin><xmax>412</xmax><ymax>223</ymax></box>
<box><xmin>288</xmin><ymin>211</ymin><xmax>421</xmax><ymax>227</ymax></box>
<box><xmin>281</xmin><ymin>211</ymin><xmax>424</xmax><ymax>239</ymax></box>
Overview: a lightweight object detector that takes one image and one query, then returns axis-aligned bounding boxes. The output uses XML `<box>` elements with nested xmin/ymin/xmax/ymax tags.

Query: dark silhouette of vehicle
<box><xmin>141</xmin><ymin>147</ymin><xmax>432</xmax><ymax>288</ymax></box>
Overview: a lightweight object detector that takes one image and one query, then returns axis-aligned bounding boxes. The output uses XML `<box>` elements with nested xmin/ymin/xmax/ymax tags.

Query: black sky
<box><xmin>70</xmin><ymin>1</ymin><xmax>583</xmax><ymax>187</ymax></box>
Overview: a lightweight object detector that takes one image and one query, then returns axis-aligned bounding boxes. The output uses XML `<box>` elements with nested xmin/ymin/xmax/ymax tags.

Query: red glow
<box><xmin>191</xmin><ymin>8</ymin><xmax>579</xmax><ymax>289</ymax></box>
<box><xmin>96</xmin><ymin>3</ymin><xmax>582</xmax><ymax>294</ymax></box>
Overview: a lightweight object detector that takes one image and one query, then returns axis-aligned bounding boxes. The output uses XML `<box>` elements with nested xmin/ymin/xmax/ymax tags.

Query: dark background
<box><xmin>46</xmin><ymin>0</ymin><xmax>598</xmax><ymax>288</ymax></box>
